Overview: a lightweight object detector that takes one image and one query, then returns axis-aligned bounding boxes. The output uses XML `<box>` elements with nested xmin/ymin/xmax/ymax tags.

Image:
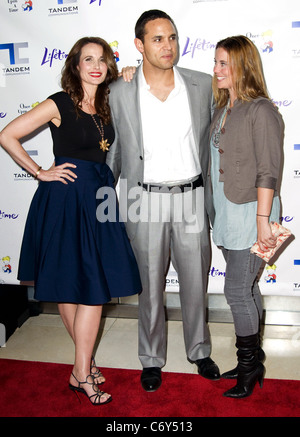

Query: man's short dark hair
<box><xmin>135</xmin><ymin>9</ymin><xmax>176</xmax><ymax>42</ymax></box>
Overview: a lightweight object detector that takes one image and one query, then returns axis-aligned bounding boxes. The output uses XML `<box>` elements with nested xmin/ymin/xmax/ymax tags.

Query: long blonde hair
<box><xmin>212</xmin><ymin>35</ymin><xmax>269</xmax><ymax>108</ymax></box>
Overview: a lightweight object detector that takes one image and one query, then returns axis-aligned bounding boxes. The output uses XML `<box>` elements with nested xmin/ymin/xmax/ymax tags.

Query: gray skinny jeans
<box><xmin>221</xmin><ymin>247</ymin><xmax>264</xmax><ymax>337</ymax></box>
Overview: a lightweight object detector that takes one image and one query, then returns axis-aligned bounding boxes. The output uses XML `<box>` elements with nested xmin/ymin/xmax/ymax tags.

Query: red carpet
<box><xmin>0</xmin><ymin>358</ymin><xmax>299</xmax><ymax>418</ymax></box>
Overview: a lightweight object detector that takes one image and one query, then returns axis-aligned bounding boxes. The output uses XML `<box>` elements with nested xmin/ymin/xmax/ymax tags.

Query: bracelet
<box><xmin>256</xmin><ymin>214</ymin><xmax>270</xmax><ymax>217</ymax></box>
<box><xmin>34</xmin><ymin>166</ymin><xmax>42</xmax><ymax>179</ymax></box>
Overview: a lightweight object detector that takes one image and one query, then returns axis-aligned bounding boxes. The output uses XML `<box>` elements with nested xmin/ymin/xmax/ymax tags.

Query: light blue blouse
<box><xmin>210</xmin><ymin>107</ymin><xmax>280</xmax><ymax>250</ymax></box>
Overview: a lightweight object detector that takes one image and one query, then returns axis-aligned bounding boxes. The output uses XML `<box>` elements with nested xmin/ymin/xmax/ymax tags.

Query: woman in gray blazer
<box><xmin>210</xmin><ymin>35</ymin><xmax>284</xmax><ymax>398</ymax></box>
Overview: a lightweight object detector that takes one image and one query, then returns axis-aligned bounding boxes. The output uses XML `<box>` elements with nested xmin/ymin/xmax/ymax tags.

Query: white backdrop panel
<box><xmin>0</xmin><ymin>0</ymin><xmax>299</xmax><ymax>297</ymax></box>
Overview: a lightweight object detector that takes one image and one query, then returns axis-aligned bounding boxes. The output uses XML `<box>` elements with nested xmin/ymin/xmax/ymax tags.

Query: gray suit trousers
<box><xmin>128</xmin><ymin>185</ymin><xmax>212</xmax><ymax>368</ymax></box>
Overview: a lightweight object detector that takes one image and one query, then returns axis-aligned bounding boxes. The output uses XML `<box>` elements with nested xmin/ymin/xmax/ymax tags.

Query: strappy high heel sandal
<box><xmin>90</xmin><ymin>355</ymin><xmax>105</xmax><ymax>385</ymax></box>
<box><xmin>69</xmin><ymin>373</ymin><xmax>112</xmax><ymax>405</ymax></box>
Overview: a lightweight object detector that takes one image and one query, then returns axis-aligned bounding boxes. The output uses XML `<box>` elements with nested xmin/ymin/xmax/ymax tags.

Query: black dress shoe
<box><xmin>194</xmin><ymin>357</ymin><xmax>220</xmax><ymax>380</ymax></box>
<box><xmin>141</xmin><ymin>367</ymin><xmax>162</xmax><ymax>392</ymax></box>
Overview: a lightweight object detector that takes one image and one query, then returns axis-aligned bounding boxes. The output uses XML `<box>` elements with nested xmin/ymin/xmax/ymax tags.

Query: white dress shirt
<box><xmin>138</xmin><ymin>67</ymin><xmax>201</xmax><ymax>184</ymax></box>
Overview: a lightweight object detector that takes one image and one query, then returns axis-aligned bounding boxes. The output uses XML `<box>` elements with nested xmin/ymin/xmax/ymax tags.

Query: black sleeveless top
<box><xmin>48</xmin><ymin>91</ymin><xmax>115</xmax><ymax>163</ymax></box>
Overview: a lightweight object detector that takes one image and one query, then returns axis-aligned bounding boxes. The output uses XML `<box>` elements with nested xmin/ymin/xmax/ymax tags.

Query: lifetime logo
<box><xmin>0</xmin><ymin>42</ymin><xmax>29</xmax><ymax>65</ymax></box>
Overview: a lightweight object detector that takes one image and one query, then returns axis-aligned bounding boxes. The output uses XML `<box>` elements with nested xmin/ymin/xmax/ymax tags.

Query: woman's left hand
<box><xmin>256</xmin><ymin>218</ymin><xmax>277</xmax><ymax>252</ymax></box>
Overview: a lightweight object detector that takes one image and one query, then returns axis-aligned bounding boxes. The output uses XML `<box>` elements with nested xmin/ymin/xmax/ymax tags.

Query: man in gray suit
<box><xmin>106</xmin><ymin>9</ymin><xmax>220</xmax><ymax>391</ymax></box>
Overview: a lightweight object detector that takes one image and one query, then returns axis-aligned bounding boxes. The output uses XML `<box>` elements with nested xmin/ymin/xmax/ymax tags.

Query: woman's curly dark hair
<box><xmin>61</xmin><ymin>37</ymin><xmax>118</xmax><ymax>124</ymax></box>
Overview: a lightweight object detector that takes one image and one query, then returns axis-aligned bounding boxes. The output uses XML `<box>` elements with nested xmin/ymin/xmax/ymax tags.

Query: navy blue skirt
<box><xmin>18</xmin><ymin>157</ymin><xmax>142</xmax><ymax>305</ymax></box>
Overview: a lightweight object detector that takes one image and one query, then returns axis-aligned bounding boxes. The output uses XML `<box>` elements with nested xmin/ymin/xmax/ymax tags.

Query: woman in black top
<box><xmin>0</xmin><ymin>37</ymin><xmax>142</xmax><ymax>406</ymax></box>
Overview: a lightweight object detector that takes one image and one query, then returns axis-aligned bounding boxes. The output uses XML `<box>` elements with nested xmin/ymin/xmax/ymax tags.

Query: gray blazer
<box><xmin>106</xmin><ymin>65</ymin><xmax>214</xmax><ymax>239</ymax></box>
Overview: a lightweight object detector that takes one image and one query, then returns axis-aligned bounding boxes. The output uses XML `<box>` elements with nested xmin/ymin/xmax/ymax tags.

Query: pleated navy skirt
<box><xmin>18</xmin><ymin>157</ymin><xmax>142</xmax><ymax>305</ymax></box>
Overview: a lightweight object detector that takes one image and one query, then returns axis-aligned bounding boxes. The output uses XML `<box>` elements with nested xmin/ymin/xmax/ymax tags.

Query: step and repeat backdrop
<box><xmin>0</xmin><ymin>0</ymin><xmax>299</xmax><ymax>297</ymax></box>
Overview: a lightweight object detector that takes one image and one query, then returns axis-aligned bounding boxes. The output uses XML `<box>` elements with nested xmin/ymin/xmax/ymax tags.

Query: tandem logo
<box><xmin>0</xmin><ymin>42</ymin><xmax>30</xmax><ymax>75</ymax></box>
<box><xmin>48</xmin><ymin>0</ymin><xmax>78</xmax><ymax>16</ymax></box>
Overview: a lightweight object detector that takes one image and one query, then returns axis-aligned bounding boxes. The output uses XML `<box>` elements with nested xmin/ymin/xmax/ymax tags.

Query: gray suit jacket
<box><xmin>106</xmin><ymin>65</ymin><xmax>214</xmax><ymax>239</ymax></box>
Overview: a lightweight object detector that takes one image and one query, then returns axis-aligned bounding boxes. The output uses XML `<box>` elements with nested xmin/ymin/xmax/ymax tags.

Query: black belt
<box><xmin>142</xmin><ymin>174</ymin><xmax>203</xmax><ymax>193</ymax></box>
